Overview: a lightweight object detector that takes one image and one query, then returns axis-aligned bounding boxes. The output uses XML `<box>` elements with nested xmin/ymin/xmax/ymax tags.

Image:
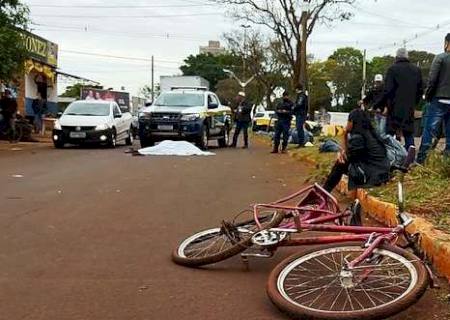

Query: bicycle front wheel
<box><xmin>267</xmin><ymin>242</ymin><xmax>428</xmax><ymax>320</ymax></box>
<box><xmin>172</xmin><ymin>212</ymin><xmax>284</xmax><ymax>267</ymax></box>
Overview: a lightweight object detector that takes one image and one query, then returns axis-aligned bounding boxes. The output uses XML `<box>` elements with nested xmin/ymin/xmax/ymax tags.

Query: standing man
<box><xmin>417</xmin><ymin>34</ymin><xmax>450</xmax><ymax>163</ymax></box>
<box><xmin>272</xmin><ymin>91</ymin><xmax>294</xmax><ymax>154</ymax></box>
<box><xmin>293</xmin><ymin>84</ymin><xmax>308</xmax><ymax>148</ymax></box>
<box><xmin>363</xmin><ymin>74</ymin><xmax>386</xmax><ymax>135</ymax></box>
<box><xmin>32</xmin><ymin>93</ymin><xmax>47</xmax><ymax>134</ymax></box>
<box><xmin>0</xmin><ymin>89</ymin><xmax>18</xmax><ymax>130</ymax></box>
<box><xmin>231</xmin><ymin>92</ymin><xmax>252</xmax><ymax>149</ymax></box>
<box><xmin>375</xmin><ymin>48</ymin><xmax>423</xmax><ymax>150</ymax></box>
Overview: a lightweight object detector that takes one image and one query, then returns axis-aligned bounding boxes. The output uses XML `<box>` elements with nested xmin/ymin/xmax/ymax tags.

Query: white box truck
<box><xmin>160</xmin><ymin>76</ymin><xmax>210</xmax><ymax>92</ymax></box>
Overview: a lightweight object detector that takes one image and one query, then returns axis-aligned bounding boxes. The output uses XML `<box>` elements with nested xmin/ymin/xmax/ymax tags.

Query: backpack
<box><xmin>382</xmin><ymin>134</ymin><xmax>407</xmax><ymax>167</ymax></box>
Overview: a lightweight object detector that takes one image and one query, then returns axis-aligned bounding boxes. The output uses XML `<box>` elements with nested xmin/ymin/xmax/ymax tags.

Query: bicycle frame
<box><xmin>250</xmin><ymin>183</ymin><xmax>409</xmax><ymax>270</ymax></box>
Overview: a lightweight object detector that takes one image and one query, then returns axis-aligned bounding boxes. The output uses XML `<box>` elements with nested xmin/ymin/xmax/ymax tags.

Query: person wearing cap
<box><xmin>230</xmin><ymin>91</ymin><xmax>252</xmax><ymax>149</ymax></box>
<box><xmin>375</xmin><ymin>48</ymin><xmax>423</xmax><ymax>150</ymax></box>
<box><xmin>417</xmin><ymin>34</ymin><xmax>450</xmax><ymax>163</ymax></box>
<box><xmin>293</xmin><ymin>84</ymin><xmax>308</xmax><ymax>148</ymax></box>
<box><xmin>363</xmin><ymin>74</ymin><xmax>387</xmax><ymax>135</ymax></box>
<box><xmin>272</xmin><ymin>91</ymin><xmax>294</xmax><ymax>154</ymax></box>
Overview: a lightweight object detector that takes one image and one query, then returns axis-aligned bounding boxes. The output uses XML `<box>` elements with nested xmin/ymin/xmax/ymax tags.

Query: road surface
<box><xmin>1</xmin><ymin>140</ymin><xmax>449</xmax><ymax>320</ymax></box>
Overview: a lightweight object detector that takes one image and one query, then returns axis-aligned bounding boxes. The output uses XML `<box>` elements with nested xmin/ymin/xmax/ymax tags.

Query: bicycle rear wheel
<box><xmin>172</xmin><ymin>211</ymin><xmax>284</xmax><ymax>267</ymax></box>
<box><xmin>267</xmin><ymin>242</ymin><xmax>428</xmax><ymax>320</ymax></box>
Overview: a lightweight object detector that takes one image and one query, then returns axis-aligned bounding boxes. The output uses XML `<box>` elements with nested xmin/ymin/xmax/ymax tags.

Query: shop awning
<box><xmin>56</xmin><ymin>71</ymin><xmax>100</xmax><ymax>85</ymax></box>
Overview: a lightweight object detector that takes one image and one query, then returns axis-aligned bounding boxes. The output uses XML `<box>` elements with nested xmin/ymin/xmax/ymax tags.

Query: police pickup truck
<box><xmin>138</xmin><ymin>87</ymin><xmax>232</xmax><ymax>149</ymax></box>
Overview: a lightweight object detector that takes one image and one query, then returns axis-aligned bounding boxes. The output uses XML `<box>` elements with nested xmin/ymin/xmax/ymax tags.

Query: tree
<box><xmin>308</xmin><ymin>60</ymin><xmax>335</xmax><ymax>112</ymax></box>
<box><xmin>0</xmin><ymin>0</ymin><xmax>29</xmax><ymax>82</ymax></box>
<box><xmin>408</xmin><ymin>50</ymin><xmax>435</xmax><ymax>84</ymax></box>
<box><xmin>328</xmin><ymin>47</ymin><xmax>364</xmax><ymax>111</ymax></box>
<box><xmin>223</xmin><ymin>30</ymin><xmax>290</xmax><ymax>108</ymax></box>
<box><xmin>210</xmin><ymin>0</ymin><xmax>356</xmax><ymax>90</ymax></box>
<box><xmin>61</xmin><ymin>83</ymin><xmax>83</xmax><ymax>98</ymax></box>
<box><xmin>180</xmin><ymin>53</ymin><xmax>240</xmax><ymax>89</ymax></box>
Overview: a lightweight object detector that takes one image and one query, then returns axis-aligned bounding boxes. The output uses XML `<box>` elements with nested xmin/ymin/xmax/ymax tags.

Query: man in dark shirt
<box><xmin>363</xmin><ymin>74</ymin><xmax>386</xmax><ymax>135</ymax></box>
<box><xmin>272</xmin><ymin>91</ymin><xmax>294</xmax><ymax>154</ymax></box>
<box><xmin>375</xmin><ymin>48</ymin><xmax>423</xmax><ymax>150</ymax></box>
<box><xmin>0</xmin><ymin>89</ymin><xmax>18</xmax><ymax>130</ymax></box>
<box><xmin>230</xmin><ymin>92</ymin><xmax>252</xmax><ymax>149</ymax></box>
<box><xmin>417</xmin><ymin>33</ymin><xmax>450</xmax><ymax>163</ymax></box>
<box><xmin>293</xmin><ymin>84</ymin><xmax>308</xmax><ymax>148</ymax></box>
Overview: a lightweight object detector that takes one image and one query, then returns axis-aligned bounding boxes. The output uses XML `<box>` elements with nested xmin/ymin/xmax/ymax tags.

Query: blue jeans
<box><xmin>273</xmin><ymin>120</ymin><xmax>290</xmax><ymax>150</ymax></box>
<box><xmin>375</xmin><ymin>114</ymin><xmax>386</xmax><ymax>136</ymax></box>
<box><xmin>417</xmin><ymin>99</ymin><xmax>450</xmax><ymax>164</ymax></box>
<box><xmin>295</xmin><ymin>113</ymin><xmax>306</xmax><ymax>146</ymax></box>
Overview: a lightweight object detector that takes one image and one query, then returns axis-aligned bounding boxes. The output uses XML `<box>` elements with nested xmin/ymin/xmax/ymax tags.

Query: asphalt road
<box><xmin>1</xmin><ymin>139</ymin><xmax>449</xmax><ymax>320</ymax></box>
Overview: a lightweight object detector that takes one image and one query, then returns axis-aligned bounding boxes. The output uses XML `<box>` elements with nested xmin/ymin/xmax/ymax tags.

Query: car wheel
<box><xmin>54</xmin><ymin>141</ymin><xmax>64</xmax><ymax>149</ymax></box>
<box><xmin>218</xmin><ymin>125</ymin><xmax>230</xmax><ymax>148</ymax></box>
<box><xmin>125</xmin><ymin>127</ymin><xmax>134</xmax><ymax>146</ymax></box>
<box><xmin>109</xmin><ymin>130</ymin><xmax>117</xmax><ymax>148</ymax></box>
<box><xmin>196</xmin><ymin>125</ymin><xmax>209</xmax><ymax>150</ymax></box>
<box><xmin>140</xmin><ymin>137</ymin><xmax>154</xmax><ymax>148</ymax></box>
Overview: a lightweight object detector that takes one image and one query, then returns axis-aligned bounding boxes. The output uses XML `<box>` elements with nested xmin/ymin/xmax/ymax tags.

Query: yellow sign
<box><xmin>23</xmin><ymin>32</ymin><xmax>58</xmax><ymax>67</ymax></box>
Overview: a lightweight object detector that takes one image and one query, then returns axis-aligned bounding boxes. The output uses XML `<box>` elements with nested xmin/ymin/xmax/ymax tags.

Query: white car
<box><xmin>138</xmin><ymin>87</ymin><xmax>232</xmax><ymax>149</ymax></box>
<box><xmin>52</xmin><ymin>100</ymin><xmax>133</xmax><ymax>148</ymax></box>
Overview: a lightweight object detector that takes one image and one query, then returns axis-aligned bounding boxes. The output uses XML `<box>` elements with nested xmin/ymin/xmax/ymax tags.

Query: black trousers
<box><xmin>232</xmin><ymin>121</ymin><xmax>249</xmax><ymax>147</ymax></box>
<box><xmin>273</xmin><ymin>120</ymin><xmax>290</xmax><ymax>150</ymax></box>
<box><xmin>323</xmin><ymin>160</ymin><xmax>349</xmax><ymax>192</ymax></box>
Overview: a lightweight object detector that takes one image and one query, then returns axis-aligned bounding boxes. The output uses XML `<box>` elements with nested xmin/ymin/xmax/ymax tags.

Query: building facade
<box><xmin>199</xmin><ymin>41</ymin><xmax>226</xmax><ymax>56</ymax></box>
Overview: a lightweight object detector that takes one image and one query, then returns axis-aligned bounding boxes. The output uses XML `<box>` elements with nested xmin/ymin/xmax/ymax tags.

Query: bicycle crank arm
<box><xmin>241</xmin><ymin>252</ymin><xmax>274</xmax><ymax>259</ymax></box>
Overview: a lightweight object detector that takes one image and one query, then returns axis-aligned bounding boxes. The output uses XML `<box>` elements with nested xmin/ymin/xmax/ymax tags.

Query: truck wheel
<box><xmin>196</xmin><ymin>125</ymin><xmax>209</xmax><ymax>150</ymax></box>
<box><xmin>140</xmin><ymin>137</ymin><xmax>154</xmax><ymax>148</ymax></box>
<box><xmin>218</xmin><ymin>125</ymin><xmax>230</xmax><ymax>148</ymax></box>
<box><xmin>125</xmin><ymin>127</ymin><xmax>134</xmax><ymax>146</ymax></box>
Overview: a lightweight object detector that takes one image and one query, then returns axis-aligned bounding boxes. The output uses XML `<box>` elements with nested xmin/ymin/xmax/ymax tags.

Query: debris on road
<box><xmin>138</xmin><ymin>140</ymin><xmax>215</xmax><ymax>157</ymax></box>
<box><xmin>11</xmin><ymin>174</ymin><xmax>24</xmax><ymax>178</ymax></box>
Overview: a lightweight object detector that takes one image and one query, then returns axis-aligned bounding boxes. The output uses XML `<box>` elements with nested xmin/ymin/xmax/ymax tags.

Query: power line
<box><xmin>32</xmin><ymin>12</ymin><xmax>222</xmax><ymax>19</ymax></box>
<box><xmin>29</xmin><ymin>3</ymin><xmax>216</xmax><ymax>9</ymax></box>
<box><xmin>60</xmin><ymin>49</ymin><xmax>183</xmax><ymax>64</ymax></box>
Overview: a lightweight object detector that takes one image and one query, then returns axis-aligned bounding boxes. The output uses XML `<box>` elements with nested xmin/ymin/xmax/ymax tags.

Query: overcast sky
<box><xmin>25</xmin><ymin>0</ymin><xmax>450</xmax><ymax>96</ymax></box>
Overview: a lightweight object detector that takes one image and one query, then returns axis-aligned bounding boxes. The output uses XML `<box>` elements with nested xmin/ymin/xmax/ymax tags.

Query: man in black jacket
<box><xmin>272</xmin><ymin>91</ymin><xmax>294</xmax><ymax>154</ymax></box>
<box><xmin>293</xmin><ymin>84</ymin><xmax>308</xmax><ymax>148</ymax></box>
<box><xmin>375</xmin><ymin>48</ymin><xmax>423</xmax><ymax>150</ymax></box>
<box><xmin>417</xmin><ymin>34</ymin><xmax>450</xmax><ymax>163</ymax></box>
<box><xmin>231</xmin><ymin>92</ymin><xmax>252</xmax><ymax>149</ymax></box>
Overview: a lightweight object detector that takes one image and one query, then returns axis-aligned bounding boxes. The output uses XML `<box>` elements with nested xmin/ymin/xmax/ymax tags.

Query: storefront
<box><xmin>17</xmin><ymin>32</ymin><xmax>59</xmax><ymax>117</ymax></box>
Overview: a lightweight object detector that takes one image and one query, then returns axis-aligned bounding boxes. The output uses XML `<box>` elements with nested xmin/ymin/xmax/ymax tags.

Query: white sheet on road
<box><xmin>138</xmin><ymin>140</ymin><xmax>215</xmax><ymax>156</ymax></box>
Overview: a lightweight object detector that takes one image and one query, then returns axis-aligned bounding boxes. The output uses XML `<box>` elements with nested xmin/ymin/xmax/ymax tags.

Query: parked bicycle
<box><xmin>173</xmin><ymin>147</ymin><xmax>435</xmax><ymax>320</ymax></box>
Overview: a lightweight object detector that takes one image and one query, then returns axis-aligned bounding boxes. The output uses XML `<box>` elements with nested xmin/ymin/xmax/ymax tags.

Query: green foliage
<box><xmin>180</xmin><ymin>53</ymin><xmax>240</xmax><ymax>89</ymax></box>
<box><xmin>0</xmin><ymin>0</ymin><xmax>29</xmax><ymax>82</ymax></box>
<box><xmin>328</xmin><ymin>47</ymin><xmax>364</xmax><ymax>111</ymax></box>
<box><xmin>60</xmin><ymin>83</ymin><xmax>83</xmax><ymax>98</ymax></box>
<box><xmin>308</xmin><ymin>60</ymin><xmax>335</xmax><ymax>112</ymax></box>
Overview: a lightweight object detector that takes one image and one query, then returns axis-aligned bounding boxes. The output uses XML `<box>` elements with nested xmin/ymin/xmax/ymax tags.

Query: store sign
<box><xmin>81</xmin><ymin>88</ymin><xmax>130</xmax><ymax>111</ymax></box>
<box><xmin>23</xmin><ymin>32</ymin><xmax>58</xmax><ymax>67</ymax></box>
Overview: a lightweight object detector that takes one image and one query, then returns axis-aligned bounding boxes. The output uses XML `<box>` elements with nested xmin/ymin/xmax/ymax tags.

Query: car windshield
<box><xmin>64</xmin><ymin>102</ymin><xmax>110</xmax><ymax>116</ymax></box>
<box><xmin>255</xmin><ymin>113</ymin><xmax>265</xmax><ymax>118</ymax></box>
<box><xmin>154</xmin><ymin>93</ymin><xmax>204</xmax><ymax>107</ymax></box>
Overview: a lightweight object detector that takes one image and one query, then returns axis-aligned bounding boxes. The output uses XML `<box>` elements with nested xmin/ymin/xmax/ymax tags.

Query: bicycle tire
<box><xmin>267</xmin><ymin>242</ymin><xmax>428</xmax><ymax>320</ymax></box>
<box><xmin>9</xmin><ymin>125</ymin><xmax>23</xmax><ymax>143</ymax></box>
<box><xmin>172</xmin><ymin>212</ymin><xmax>285</xmax><ymax>268</ymax></box>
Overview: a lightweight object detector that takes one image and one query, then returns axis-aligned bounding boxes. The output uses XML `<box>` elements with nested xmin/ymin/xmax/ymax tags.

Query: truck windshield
<box><xmin>64</xmin><ymin>102</ymin><xmax>110</xmax><ymax>116</ymax></box>
<box><xmin>154</xmin><ymin>93</ymin><xmax>204</xmax><ymax>107</ymax></box>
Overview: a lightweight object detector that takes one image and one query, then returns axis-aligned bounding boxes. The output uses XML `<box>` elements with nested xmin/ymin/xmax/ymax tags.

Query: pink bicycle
<box><xmin>173</xmin><ymin>148</ymin><xmax>433</xmax><ymax>320</ymax></box>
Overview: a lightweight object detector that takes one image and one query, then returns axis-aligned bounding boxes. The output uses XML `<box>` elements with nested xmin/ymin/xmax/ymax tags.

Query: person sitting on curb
<box><xmin>322</xmin><ymin>106</ymin><xmax>391</xmax><ymax>193</ymax></box>
<box><xmin>271</xmin><ymin>91</ymin><xmax>294</xmax><ymax>154</ymax></box>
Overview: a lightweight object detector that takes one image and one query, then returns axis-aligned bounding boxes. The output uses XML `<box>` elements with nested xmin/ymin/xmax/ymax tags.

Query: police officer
<box><xmin>293</xmin><ymin>84</ymin><xmax>308</xmax><ymax>148</ymax></box>
<box><xmin>272</xmin><ymin>91</ymin><xmax>294</xmax><ymax>154</ymax></box>
<box><xmin>231</xmin><ymin>91</ymin><xmax>252</xmax><ymax>149</ymax></box>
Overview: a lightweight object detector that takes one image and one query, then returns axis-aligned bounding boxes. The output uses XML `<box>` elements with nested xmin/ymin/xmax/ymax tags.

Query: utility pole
<box><xmin>299</xmin><ymin>1</ymin><xmax>309</xmax><ymax>90</ymax></box>
<box><xmin>151</xmin><ymin>55</ymin><xmax>154</xmax><ymax>102</ymax></box>
<box><xmin>361</xmin><ymin>49</ymin><xmax>367</xmax><ymax>100</ymax></box>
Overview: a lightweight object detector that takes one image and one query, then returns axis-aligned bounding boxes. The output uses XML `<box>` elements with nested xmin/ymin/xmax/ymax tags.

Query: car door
<box><xmin>112</xmin><ymin>104</ymin><xmax>126</xmax><ymax>137</ymax></box>
<box><xmin>207</xmin><ymin>94</ymin><xmax>223</xmax><ymax>136</ymax></box>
